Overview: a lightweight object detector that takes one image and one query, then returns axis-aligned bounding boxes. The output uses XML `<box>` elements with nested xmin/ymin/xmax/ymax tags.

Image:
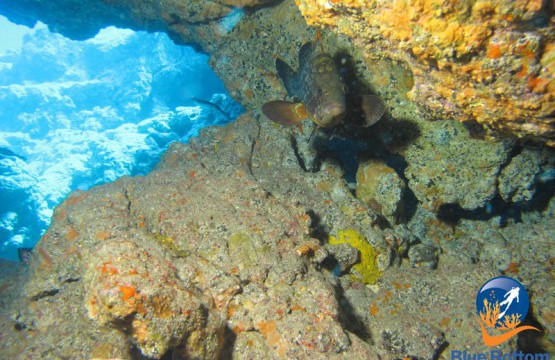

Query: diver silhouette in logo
<box><xmin>498</xmin><ymin>286</ymin><xmax>519</xmax><ymax>320</ymax></box>
<box><xmin>476</xmin><ymin>276</ymin><xmax>540</xmax><ymax>346</ymax></box>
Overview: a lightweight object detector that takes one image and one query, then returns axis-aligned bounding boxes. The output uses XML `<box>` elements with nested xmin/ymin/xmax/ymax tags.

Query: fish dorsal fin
<box><xmin>298</xmin><ymin>42</ymin><xmax>314</xmax><ymax>73</ymax></box>
<box><xmin>276</xmin><ymin>58</ymin><xmax>302</xmax><ymax>100</ymax></box>
<box><xmin>262</xmin><ymin>100</ymin><xmax>309</xmax><ymax>127</ymax></box>
<box><xmin>361</xmin><ymin>95</ymin><xmax>386</xmax><ymax>127</ymax></box>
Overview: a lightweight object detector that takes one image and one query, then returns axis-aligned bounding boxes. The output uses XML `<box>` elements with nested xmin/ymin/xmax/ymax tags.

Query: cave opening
<box><xmin>0</xmin><ymin>16</ymin><xmax>243</xmax><ymax>261</ymax></box>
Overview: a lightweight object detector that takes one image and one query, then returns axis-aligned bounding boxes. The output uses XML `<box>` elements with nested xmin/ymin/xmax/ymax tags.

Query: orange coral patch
<box><xmin>517</xmin><ymin>63</ymin><xmax>528</xmax><ymax>78</ymax></box>
<box><xmin>65</xmin><ymin>228</ymin><xmax>79</xmax><ymax>241</ymax></box>
<box><xmin>95</xmin><ymin>231</ymin><xmax>111</xmax><ymax>240</ymax></box>
<box><xmin>505</xmin><ymin>261</ymin><xmax>520</xmax><ymax>274</ymax></box>
<box><xmin>65</xmin><ymin>193</ymin><xmax>88</xmax><ymax>206</ymax></box>
<box><xmin>99</xmin><ymin>262</ymin><xmax>119</xmax><ymax>275</ymax></box>
<box><xmin>119</xmin><ymin>285</ymin><xmax>138</xmax><ymax>301</ymax></box>
<box><xmin>232</xmin><ymin>324</ymin><xmax>247</xmax><ymax>334</ymax></box>
<box><xmin>528</xmin><ymin>76</ymin><xmax>549</xmax><ymax>93</ymax></box>
<box><xmin>257</xmin><ymin>320</ymin><xmax>286</xmax><ymax>356</ymax></box>
<box><xmin>486</xmin><ymin>43</ymin><xmax>501</xmax><ymax>59</ymax></box>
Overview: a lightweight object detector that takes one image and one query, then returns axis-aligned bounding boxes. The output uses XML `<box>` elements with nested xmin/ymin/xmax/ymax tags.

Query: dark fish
<box><xmin>17</xmin><ymin>247</ymin><xmax>33</xmax><ymax>264</ymax></box>
<box><xmin>0</xmin><ymin>147</ymin><xmax>26</xmax><ymax>161</ymax></box>
<box><xmin>263</xmin><ymin>42</ymin><xmax>385</xmax><ymax>128</ymax></box>
<box><xmin>191</xmin><ymin>97</ymin><xmax>232</xmax><ymax>121</ymax></box>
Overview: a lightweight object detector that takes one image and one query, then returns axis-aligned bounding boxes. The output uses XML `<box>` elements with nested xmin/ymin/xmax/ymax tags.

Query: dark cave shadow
<box><xmin>437</xmin><ymin>178</ymin><xmax>555</xmax><ymax>227</ymax></box>
<box><xmin>304</xmin><ymin>50</ymin><xmax>421</xmax><ymax>207</ymax></box>
<box><xmin>306</xmin><ymin>209</ymin><xmax>328</xmax><ymax>241</ymax></box>
<box><xmin>335</xmin><ymin>287</ymin><xmax>372</xmax><ymax>343</ymax></box>
<box><xmin>313</xmin><ymin>115</ymin><xmax>421</xmax><ymax>224</ymax></box>
<box><xmin>218</xmin><ymin>325</ymin><xmax>238</xmax><ymax>360</ymax></box>
<box><xmin>517</xmin><ymin>301</ymin><xmax>548</xmax><ymax>353</ymax></box>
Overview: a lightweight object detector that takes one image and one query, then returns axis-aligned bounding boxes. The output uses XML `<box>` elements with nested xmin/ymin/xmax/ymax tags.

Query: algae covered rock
<box><xmin>498</xmin><ymin>148</ymin><xmax>543</xmax><ymax>203</ymax></box>
<box><xmin>84</xmin><ymin>238</ymin><xmax>225</xmax><ymax>359</ymax></box>
<box><xmin>404</xmin><ymin>120</ymin><xmax>513</xmax><ymax>211</ymax></box>
<box><xmin>4</xmin><ymin>117</ymin><xmax>392</xmax><ymax>359</ymax></box>
<box><xmin>407</xmin><ymin>243</ymin><xmax>440</xmax><ymax>269</ymax></box>
<box><xmin>356</xmin><ymin>160</ymin><xmax>405</xmax><ymax>224</ymax></box>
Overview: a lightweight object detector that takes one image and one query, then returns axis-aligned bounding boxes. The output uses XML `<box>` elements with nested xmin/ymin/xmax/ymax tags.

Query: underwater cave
<box><xmin>0</xmin><ymin>17</ymin><xmax>243</xmax><ymax>260</ymax></box>
<box><xmin>0</xmin><ymin>0</ymin><xmax>553</xmax><ymax>358</ymax></box>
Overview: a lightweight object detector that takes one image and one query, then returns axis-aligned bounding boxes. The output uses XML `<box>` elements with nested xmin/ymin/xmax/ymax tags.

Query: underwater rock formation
<box><xmin>497</xmin><ymin>147</ymin><xmax>553</xmax><ymax>203</ymax></box>
<box><xmin>2</xmin><ymin>0</ymin><xmax>553</xmax><ymax>146</ymax></box>
<box><xmin>0</xmin><ymin>0</ymin><xmax>554</xmax><ymax>357</ymax></box>
<box><xmin>0</xmin><ymin>116</ymin><xmax>386</xmax><ymax>359</ymax></box>
<box><xmin>1</xmin><ymin>114</ymin><xmax>553</xmax><ymax>358</ymax></box>
<box><xmin>356</xmin><ymin>160</ymin><xmax>405</xmax><ymax>224</ymax></box>
<box><xmin>404</xmin><ymin>119</ymin><xmax>514</xmax><ymax>211</ymax></box>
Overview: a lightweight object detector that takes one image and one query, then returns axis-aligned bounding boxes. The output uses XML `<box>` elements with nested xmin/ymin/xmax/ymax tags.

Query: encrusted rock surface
<box><xmin>296</xmin><ymin>0</ymin><xmax>555</xmax><ymax>146</ymax></box>
<box><xmin>356</xmin><ymin>160</ymin><xmax>406</xmax><ymax>224</ymax></box>
<box><xmin>404</xmin><ymin>119</ymin><xmax>513</xmax><ymax>211</ymax></box>
<box><xmin>0</xmin><ymin>115</ymin><xmax>386</xmax><ymax>359</ymax></box>
<box><xmin>497</xmin><ymin>147</ymin><xmax>553</xmax><ymax>203</ymax></box>
<box><xmin>1</xmin><ymin>114</ymin><xmax>553</xmax><ymax>358</ymax></box>
<box><xmin>0</xmin><ymin>0</ymin><xmax>554</xmax><ymax>358</ymax></box>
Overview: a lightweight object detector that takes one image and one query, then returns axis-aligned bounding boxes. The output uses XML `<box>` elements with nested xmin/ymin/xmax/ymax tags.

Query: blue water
<box><xmin>0</xmin><ymin>21</ymin><xmax>242</xmax><ymax>260</ymax></box>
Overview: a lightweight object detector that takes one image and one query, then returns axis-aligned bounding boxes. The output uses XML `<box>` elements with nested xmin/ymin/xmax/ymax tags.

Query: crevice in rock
<box><xmin>432</xmin><ymin>341</ymin><xmax>449</xmax><ymax>360</ymax></box>
<box><xmin>123</xmin><ymin>187</ymin><xmax>133</xmax><ymax>219</ymax></box>
<box><xmin>495</xmin><ymin>143</ymin><xmax>523</xmax><ymax>184</ymax></box>
<box><xmin>30</xmin><ymin>288</ymin><xmax>59</xmax><ymax>301</ymax></box>
<box><xmin>247</xmin><ymin>116</ymin><xmax>261</xmax><ymax>180</ymax></box>
<box><xmin>290</xmin><ymin>132</ymin><xmax>308</xmax><ymax>172</ymax></box>
<box><xmin>305</xmin><ymin>209</ymin><xmax>327</xmax><ymax>241</ymax></box>
<box><xmin>436</xmin><ymin>178</ymin><xmax>555</xmax><ymax>226</ymax></box>
<box><xmin>378</xmin><ymin>151</ymin><xmax>420</xmax><ymax>223</ymax></box>
<box><xmin>61</xmin><ymin>277</ymin><xmax>80</xmax><ymax>284</ymax></box>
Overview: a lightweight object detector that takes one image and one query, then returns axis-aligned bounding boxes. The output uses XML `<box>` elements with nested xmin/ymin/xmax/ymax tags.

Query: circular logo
<box><xmin>476</xmin><ymin>276</ymin><xmax>530</xmax><ymax>330</ymax></box>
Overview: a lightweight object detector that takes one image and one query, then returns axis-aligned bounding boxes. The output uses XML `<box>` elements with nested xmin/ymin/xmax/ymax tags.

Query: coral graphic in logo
<box><xmin>476</xmin><ymin>276</ymin><xmax>540</xmax><ymax>346</ymax></box>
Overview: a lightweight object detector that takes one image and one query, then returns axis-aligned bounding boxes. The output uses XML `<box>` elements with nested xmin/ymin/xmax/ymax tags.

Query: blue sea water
<box><xmin>0</xmin><ymin>20</ymin><xmax>243</xmax><ymax>260</ymax></box>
